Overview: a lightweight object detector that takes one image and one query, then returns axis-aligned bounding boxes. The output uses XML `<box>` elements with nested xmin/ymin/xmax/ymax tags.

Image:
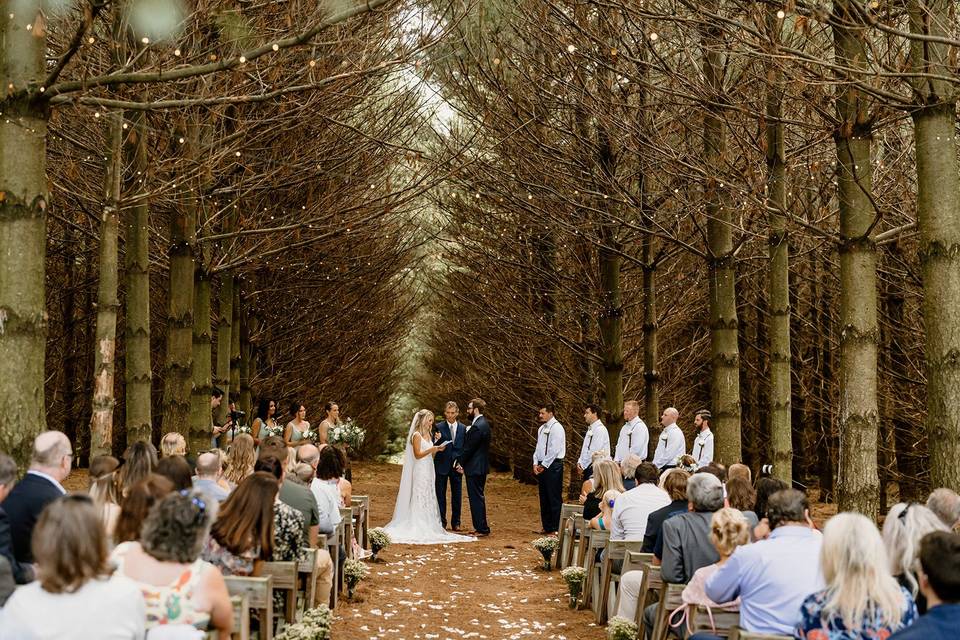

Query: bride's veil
<box><xmin>386</xmin><ymin>409</ymin><xmax>426</xmax><ymax>527</ymax></box>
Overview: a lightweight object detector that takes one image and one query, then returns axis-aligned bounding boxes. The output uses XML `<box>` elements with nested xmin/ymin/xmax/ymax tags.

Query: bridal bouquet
<box><xmin>330</xmin><ymin>418</ymin><xmax>365</xmax><ymax>450</ymax></box>
<box><xmin>607</xmin><ymin>616</ymin><xmax>639</xmax><ymax>640</ymax></box>
<box><xmin>343</xmin><ymin>558</ymin><xmax>369</xmax><ymax>598</ymax></box>
<box><xmin>368</xmin><ymin>527</ymin><xmax>391</xmax><ymax>561</ymax></box>
<box><xmin>274</xmin><ymin>605</ymin><xmax>332</xmax><ymax>640</ymax></box>
<box><xmin>561</xmin><ymin>565</ymin><xmax>586</xmax><ymax>608</ymax></box>
<box><xmin>532</xmin><ymin>536</ymin><xmax>559</xmax><ymax>570</ymax></box>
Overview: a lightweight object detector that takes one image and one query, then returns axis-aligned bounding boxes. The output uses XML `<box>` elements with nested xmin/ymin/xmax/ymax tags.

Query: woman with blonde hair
<box><xmin>223</xmin><ymin>433</ymin><xmax>256</xmax><ymax>487</ymax></box>
<box><xmin>882</xmin><ymin>502</ymin><xmax>948</xmax><ymax>614</ymax></box>
<box><xmin>159</xmin><ymin>432</ymin><xmax>186</xmax><ymax>458</ymax></box>
<box><xmin>797</xmin><ymin>512</ymin><xmax>916</xmax><ymax>638</ymax></box>
<box><xmin>586</xmin><ymin>459</ymin><xmax>625</xmax><ymax>526</ymax></box>
<box><xmin>88</xmin><ymin>455</ymin><xmax>121</xmax><ymax>541</ymax></box>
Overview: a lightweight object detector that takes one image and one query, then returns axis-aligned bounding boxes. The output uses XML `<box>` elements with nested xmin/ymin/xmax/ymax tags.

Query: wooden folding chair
<box><xmin>635</xmin><ymin>562</ymin><xmax>662</xmax><ymax>640</ymax></box>
<box><xmin>203</xmin><ymin>594</ymin><xmax>249</xmax><ymax>640</ymax></box>
<box><xmin>556</xmin><ymin>503</ymin><xmax>583</xmax><ymax>569</ymax></box>
<box><xmin>597</xmin><ymin>545</ymin><xmax>648</xmax><ymax>624</ymax></box>
<box><xmin>351</xmin><ymin>496</ymin><xmax>370</xmax><ymax>548</ymax></box>
<box><xmin>691</xmin><ymin>607</ymin><xmax>740</xmax><ymax>638</ymax></box>
<box><xmin>729</xmin><ymin>630</ymin><xmax>793</xmax><ymax>640</ymax></box>
<box><xmin>339</xmin><ymin>507</ymin><xmax>355</xmax><ymax>559</ymax></box>
<box><xmin>324</xmin><ymin>526</ymin><xmax>340</xmax><ymax>609</ymax></box>
<box><xmin>650</xmin><ymin>582</ymin><xmax>686</xmax><ymax>640</ymax></box>
<box><xmin>297</xmin><ymin>548</ymin><xmax>318</xmax><ymax>612</ymax></box>
<box><xmin>578</xmin><ymin>528</ymin><xmax>609</xmax><ymax>612</ymax></box>
<box><xmin>260</xmin><ymin>561</ymin><xmax>298</xmax><ymax>625</ymax></box>
<box><xmin>573</xmin><ymin>515</ymin><xmax>590</xmax><ymax>568</ymax></box>
<box><xmin>224</xmin><ymin>575</ymin><xmax>273</xmax><ymax>640</ymax></box>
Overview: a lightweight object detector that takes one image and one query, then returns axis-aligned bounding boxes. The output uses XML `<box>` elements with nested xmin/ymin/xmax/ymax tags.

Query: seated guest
<box><xmin>0</xmin><ymin>555</ymin><xmax>13</xmax><ymax>606</ymax></box>
<box><xmin>291</xmin><ymin>463</ymin><xmax>314</xmax><ymax>486</ymax></box>
<box><xmin>698</xmin><ymin>489</ymin><xmax>824</xmax><ymax>638</ymax></box>
<box><xmin>927</xmin><ymin>489</ymin><xmax>960</xmax><ymax>531</ymax></box>
<box><xmin>727</xmin><ymin>463</ymin><xmax>751</xmax><ymax>484</ymax></box>
<box><xmin>223</xmin><ymin>433</ymin><xmax>256</xmax><ymax>487</ymax></box>
<box><xmin>579</xmin><ymin>451</ymin><xmax>610</xmax><ymax>506</ymax></box>
<box><xmin>111</xmin><ymin>491</ymin><xmax>233</xmax><ymax>636</ymax></box>
<box><xmin>585</xmin><ymin>460</ymin><xmax>624</xmax><ymax>523</ymax></box>
<box><xmin>2</xmin><ymin>495</ymin><xmax>146</xmax><ymax>639</ymax></box>
<box><xmin>592</xmin><ymin>489</ymin><xmax>621</xmax><ymax>532</ymax></box>
<box><xmin>724</xmin><ymin>477</ymin><xmax>758</xmax><ymax>526</ymax></box>
<box><xmin>621</xmin><ymin>454</ymin><xmax>643</xmax><ymax>491</ymax></box>
<box><xmin>0</xmin><ymin>452</ymin><xmax>33</xmax><ymax>584</ymax></box>
<box><xmin>698</xmin><ymin>462</ymin><xmax>727</xmax><ymax>482</ymax></box>
<box><xmin>752</xmin><ymin>476</ymin><xmax>788</xmax><ymax>540</ymax></box>
<box><xmin>211</xmin><ymin>449</ymin><xmax>232</xmax><ymax>493</ymax></box>
<box><xmin>193</xmin><ymin>452</ymin><xmax>231</xmax><ymax>503</ymax></box>
<box><xmin>797</xmin><ymin>512</ymin><xmax>916</xmax><ymax>639</ymax></box>
<box><xmin>299</xmin><ymin>445</ymin><xmax>342</xmax><ymax>536</ymax></box>
<box><xmin>160</xmin><ymin>432</ymin><xmax>187</xmax><ymax>458</ymax></box>
<box><xmin>3</xmin><ymin>431</ymin><xmax>71</xmax><ymax>566</ymax></box>
<box><xmin>114</xmin><ymin>475</ymin><xmax>175</xmax><ymax>545</ymax></box>
<box><xmin>332</xmin><ymin>446</ymin><xmax>353</xmax><ymax>505</ymax></box>
<box><xmin>116</xmin><ymin>441</ymin><xmax>158</xmax><ymax>498</ymax></box>
<box><xmin>891</xmin><ymin>531</ymin><xmax>960</xmax><ymax>640</ymax></box>
<box><xmin>883</xmin><ymin>502</ymin><xmax>948</xmax><ymax>614</ymax></box>
<box><xmin>156</xmin><ymin>455</ymin><xmax>193</xmax><ymax>492</ymax></box>
<box><xmin>610</xmin><ymin>462</ymin><xmax>671</xmax><ymax>542</ymax></box>
<box><xmin>643</xmin><ymin>469</ymin><xmax>690</xmax><ymax>553</ymax></box>
<box><xmin>89</xmin><ymin>454</ymin><xmax>120</xmax><ymax>486</ymax></box>
<box><xmin>88</xmin><ymin>461</ymin><xmax>122</xmax><ymax>542</ymax></box>
<box><xmin>202</xmin><ymin>472</ymin><xmax>277</xmax><ymax>576</ymax></box>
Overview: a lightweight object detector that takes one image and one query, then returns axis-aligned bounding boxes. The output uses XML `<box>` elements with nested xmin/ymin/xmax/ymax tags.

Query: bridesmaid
<box><xmin>251</xmin><ymin>397</ymin><xmax>278</xmax><ymax>446</ymax></box>
<box><xmin>284</xmin><ymin>401</ymin><xmax>312</xmax><ymax>449</ymax></box>
<box><xmin>318</xmin><ymin>401</ymin><xmax>339</xmax><ymax>446</ymax></box>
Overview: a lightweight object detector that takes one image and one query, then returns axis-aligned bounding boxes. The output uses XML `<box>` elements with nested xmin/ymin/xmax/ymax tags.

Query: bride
<box><xmin>382</xmin><ymin>409</ymin><xmax>477</xmax><ymax>544</ymax></box>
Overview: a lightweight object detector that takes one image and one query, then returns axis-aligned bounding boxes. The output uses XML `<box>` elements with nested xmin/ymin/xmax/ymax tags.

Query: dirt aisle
<box><xmin>336</xmin><ymin>463</ymin><xmax>606</xmax><ymax>640</ymax></box>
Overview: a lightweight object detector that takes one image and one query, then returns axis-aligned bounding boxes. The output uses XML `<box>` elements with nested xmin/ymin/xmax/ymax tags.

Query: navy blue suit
<box><xmin>0</xmin><ymin>505</ymin><xmax>34</xmax><ymax>584</ymax></box>
<box><xmin>2</xmin><ymin>472</ymin><xmax>63</xmax><ymax>565</ymax></box>
<box><xmin>432</xmin><ymin>420</ymin><xmax>465</xmax><ymax>529</ymax></box>
<box><xmin>460</xmin><ymin>415</ymin><xmax>491</xmax><ymax>534</ymax></box>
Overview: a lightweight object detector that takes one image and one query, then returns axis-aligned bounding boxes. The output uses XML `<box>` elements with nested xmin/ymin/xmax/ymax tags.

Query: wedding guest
<box><xmin>0</xmin><ymin>556</ymin><xmax>12</xmax><ymax>606</ymax></box>
<box><xmin>614</xmin><ymin>401</ymin><xmax>649</xmax><ymax>465</ymax></box>
<box><xmin>659</xmin><ymin>473</ymin><xmax>726</xmax><ymax>584</ymax></box>
<box><xmin>202</xmin><ymin>472</ymin><xmax>277</xmax><ymax>576</ymax></box>
<box><xmin>579</xmin><ymin>450</ymin><xmax>610</xmax><ymax>505</ymax></box>
<box><xmin>691</xmin><ymin>409</ymin><xmax>714</xmax><ymax>466</ymax></box>
<box><xmin>193</xmin><ymin>452</ymin><xmax>231</xmax><ymax>503</ymax></box>
<box><xmin>727</xmin><ymin>463</ymin><xmax>752</xmax><ymax>484</ymax></box>
<box><xmin>594</xmin><ymin>490</ymin><xmax>621</xmax><ymax>533</ymax></box>
<box><xmin>252</xmin><ymin>397</ymin><xmax>279</xmax><ymax>445</ymax></box>
<box><xmin>111</xmin><ymin>491</ymin><xmax>233</xmax><ymax>636</ymax></box>
<box><xmin>796</xmin><ymin>512</ymin><xmax>916</xmax><ymax>639</ymax></box>
<box><xmin>698</xmin><ymin>462</ymin><xmax>726</xmax><ymax>481</ymax></box>
<box><xmin>883</xmin><ymin>502</ymin><xmax>949</xmax><ymax>614</ymax></box>
<box><xmin>89</xmin><ymin>461</ymin><xmax>122</xmax><ymax>541</ymax></box>
<box><xmin>260</xmin><ymin>452</ymin><xmax>318</xmax><ymax>546</ymax></box>
<box><xmin>652</xmin><ymin>407</ymin><xmax>686</xmax><ymax>469</ymax></box>
<box><xmin>159</xmin><ymin>432</ymin><xmax>187</xmax><ymax>458</ymax></box>
<box><xmin>114</xmin><ymin>475</ymin><xmax>174</xmax><ymax>545</ymax></box>
<box><xmin>611</xmin><ymin>462</ymin><xmax>671</xmax><ymax>542</ymax></box>
<box><xmin>927</xmin><ymin>488</ymin><xmax>960</xmax><ymax>531</ymax></box>
<box><xmin>89</xmin><ymin>455</ymin><xmax>120</xmax><ymax>486</ymax></box>
<box><xmin>285</xmin><ymin>447</ymin><xmax>298</xmax><ymax>475</ymax></box>
<box><xmin>156</xmin><ymin>455</ymin><xmax>192</xmax><ymax>492</ymax></box>
<box><xmin>642</xmin><ymin>468</ymin><xmax>690</xmax><ymax>553</ymax></box>
<box><xmin>293</xmin><ymin>463</ymin><xmax>314</xmax><ymax>485</ymax></box>
<box><xmin>116</xmin><ymin>441</ymin><xmax>159</xmax><ymax>499</ymax></box>
<box><xmin>585</xmin><ymin>459</ymin><xmax>624</xmax><ymax>524</ymax></box>
<box><xmin>1</xmin><ymin>495</ymin><xmax>146</xmax><ymax>639</ymax></box>
<box><xmin>333</xmin><ymin>446</ymin><xmax>353</xmax><ymax>505</ymax></box>
<box><xmin>318</xmin><ymin>401</ymin><xmax>341</xmax><ymax>445</ymax></box>
<box><xmin>0</xmin><ymin>452</ymin><xmax>33</xmax><ymax>584</ymax></box>
<box><xmin>576</xmin><ymin>403</ymin><xmax>611</xmax><ymax>481</ymax></box>
<box><xmin>725</xmin><ymin>477</ymin><xmax>757</xmax><ymax>517</ymax></box>
<box><xmin>211</xmin><ymin>448</ymin><xmax>232</xmax><ymax>493</ymax></box>
<box><xmin>284</xmin><ymin>401</ymin><xmax>312</xmax><ymax>449</ymax></box>
<box><xmin>298</xmin><ymin>445</ymin><xmax>343</xmax><ymax>536</ymax></box>
<box><xmin>224</xmin><ymin>433</ymin><xmax>256</xmax><ymax>487</ymax></box>
<box><xmin>3</xmin><ymin>431</ymin><xmax>71</xmax><ymax>566</ymax></box>
<box><xmin>700</xmin><ymin>489</ymin><xmax>824</xmax><ymax>637</ymax></box>
<box><xmin>533</xmin><ymin>403</ymin><xmax>565</xmax><ymax>534</ymax></box>
<box><xmin>621</xmin><ymin>454</ymin><xmax>643</xmax><ymax>491</ymax></box>
<box><xmin>752</xmin><ymin>476</ymin><xmax>788</xmax><ymax>539</ymax></box>
<box><xmin>890</xmin><ymin>531</ymin><xmax>960</xmax><ymax>640</ymax></box>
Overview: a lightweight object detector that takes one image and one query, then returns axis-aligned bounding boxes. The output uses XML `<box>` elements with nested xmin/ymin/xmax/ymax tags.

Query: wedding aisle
<box><xmin>337</xmin><ymin>462</ymin><xmax>607</xmax><ymax>639</ymax></box>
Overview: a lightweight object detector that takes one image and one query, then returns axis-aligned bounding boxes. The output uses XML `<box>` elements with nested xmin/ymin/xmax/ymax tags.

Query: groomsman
<box><xmin>533</xmin><ymin>403</ymin><xmax>566</xmax><ymax>534</ymax></box>
<box><xmin>577</xmin><ymin>403</ymin><xmax>611</xmax><ymax>481</ymax></box>
<box><xmin>692</xmin><ymin>409</ymin><xmax>714</xmax><ymax>465</ymax></box>
<box><xmin>652</xmin><ymin>406</ymin><xmax>686</xmax><ymax>469</ymax></box>
<box><xmin>459</xmin><ymin>398</ymin><xmax>491</xmax><ymax>537</ymax></box>
<box><xmin>614</xmin><ymin>400</ymin><xmax>649</xmax><ymax>465</ymax></box>
<box><xmin>433</xmin><ymin>401</ymin><xmax>466</xmax><ymax>530</ymax></box>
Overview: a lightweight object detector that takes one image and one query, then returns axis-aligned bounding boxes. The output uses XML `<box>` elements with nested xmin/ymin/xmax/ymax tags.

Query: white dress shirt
<box><xmin>610</xmin><ymin>483</ymin><xmax>672</xmax><ymax>541</ymax></box>
<box><xmin>692</xmin><ymin>428</ymin><xmax>714</xmax><ymax>465</ymax></box>
<box><xmin>577</xmin><ymin>420</ymin><xmax>611</xmax><ymax>470</ymax></box>
<box><xmin>614</xmin><ymin>417</ymin><xmax>650</xmax><ymax>463</ymax></box>
<box><xmin>533</xmin><ymin>417</ymin><xmax>566</xmax><ymax>468</ymax></box>
<box><xmin>447</xmin><ymin>421</ymin><xmax>459</xmax><ymax>444</ymax></box>
<box><xmin>652</xmin><ymin>423</ymin><xmax>686</xmax><ymax>468</ymax></box>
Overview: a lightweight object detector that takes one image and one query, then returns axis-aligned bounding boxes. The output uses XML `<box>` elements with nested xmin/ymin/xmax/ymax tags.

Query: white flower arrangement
<box><xmin>607</xmin><ymin>616</ymin><xmax>639</xmax><ymax>640</ymax></box>
<box><xmin>232</xmin><ymin>424</ymin><xmax>252</xmax><ymax>435</ymax></box>
<box><xmin>329</xmin><ymin>417</ymin><xmax>365</xmax><ymax>449</ymax></box>
<box><xmin>274</xmin><ymin>605</ymin><xmax>332</xmax><ymax>639</ymax></box>
<box><xmin>262</xmin><ymin>423</ymin><xmax>285</xmax><ymax>438</ymax></box>
<box><xmin>344</xmin><ymin>557</ymin><xmax>369</xmax><ymax>597</ymax></box>
<box><xmin>673</xmin><ymin>454</ymin><xmax>698</xmax><ymax>473</ymax></box>
<box><xmin>532</xmin><ymin>537</ymin><xmax>559</xmax><ymax>553</ymax></box>
<box><xmin>560</xmin><ymin>565</ymin><xmax>586</xmax><ymax>586</ymax></box>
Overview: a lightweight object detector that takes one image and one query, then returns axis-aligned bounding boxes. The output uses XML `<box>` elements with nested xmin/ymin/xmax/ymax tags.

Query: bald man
<box><xmin>652</xmin><ymin>408</ymin><xmax>686</xmax><ymax>469</ymax></box>
<box><xmin>193</xmin><ymin>452</ymin><xmax>230</xmax><ymax>503</ymax></box>
<box><xmin>3</xmin><ymin>431</ymin><xmax>72</xmax><ymax>564</ymax></box>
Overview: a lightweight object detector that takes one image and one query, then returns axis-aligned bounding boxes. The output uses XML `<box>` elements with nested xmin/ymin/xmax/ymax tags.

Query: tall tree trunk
<box><xmin>764</xmin><ymin>9</ymin><xmax>793</xmax><ymax>484</ymax></box>
<box><xmin>214</xmin><ymin>273</ymin><xmax>233</xmax><ymax>426</ymax></box>
<box><xmin>702</xmin><ymin>4</ymin><xmax>741</xmax><ymax>464</ymax></box>
<box><xmin>90</xmin><ymin>112</ymin><xmax>124</xmax><ymax>458</ymax></box>
<box><xmin>239</xmin><ymin>292</ymin><xmax>252</xmax><ymax>416</ymax></box>
<box><xmin>909</xmin><ymin>0</ymin><xmax>960</xmax><ymax>492</ymax></box>
<box><xmin>230</xmin><ymin>279</ymin><xmax>241</xmax><ymax>415</ymax></box>
<box><xmin>62</xmin><ymin>221</ymin><xmax>80</xmax><ymax>450</ymax></box>
<box><xmin>123</xmin><ymin>110</ymin><xmax>152</xmax><ymax>443</ymax></box>
<box><xmin>833</xmin><ymin>0</ymin><xmax>880</xmax><ymax>516</ymax></box>
<box><xmin>190</xmin><ymin>268</ymin><xmax>213</xmax><ymax>453</ymax></box>
<box><xmin>641</xmin><ymin>214</ymin><xmax>658</xmax><ymax>430</ymax></box>
<box><xmin>161</xmin><ymin>128</ymin><xmax>197</xmax><ymax>437</ymax></box>
<box><xmin>0</xmin><ymin>6</ymin><xmax>49</xmax><ymax>466</ymax></box>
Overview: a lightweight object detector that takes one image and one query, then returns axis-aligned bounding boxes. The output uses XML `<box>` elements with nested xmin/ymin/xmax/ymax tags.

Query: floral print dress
<box><xmin>795</xmin><ymin>586</ymin><xmax>917</xmax><ymax>640</ymax></box>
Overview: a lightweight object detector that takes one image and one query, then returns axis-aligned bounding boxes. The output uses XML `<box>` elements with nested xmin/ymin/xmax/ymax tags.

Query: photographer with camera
<box><xmin>211</xmin><ymin>390</ymin><xmax>245</xmax><ymax>448</ymax></box>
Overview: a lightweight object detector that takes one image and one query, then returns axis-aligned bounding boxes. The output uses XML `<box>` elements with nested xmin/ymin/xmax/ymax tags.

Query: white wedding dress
<box><xmin>382</xmin><ymin>414</ymin><xmax>476</xmax><ymax>545</ymax></box>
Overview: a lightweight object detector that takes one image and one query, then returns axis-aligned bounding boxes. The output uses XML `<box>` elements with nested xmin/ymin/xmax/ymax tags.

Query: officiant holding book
<box><xmin>433</xmin><ymin>401</ymin><xmax>466</xmax><ymax>530</ymax></box>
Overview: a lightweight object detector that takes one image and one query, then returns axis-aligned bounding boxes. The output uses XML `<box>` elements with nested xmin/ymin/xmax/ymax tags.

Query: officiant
<box><xmin>433</xmin><ymin>401</ymin><xmax>466</xmax><ymax>531</ymax></box>
<box><xmin>533</xmin><ymin>403</ymin><xmax>566</xmax><ymax>534</ymax></box>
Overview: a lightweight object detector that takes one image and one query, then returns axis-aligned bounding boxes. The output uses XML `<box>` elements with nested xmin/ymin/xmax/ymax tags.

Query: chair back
<box><xmin>622</xmin><ymin>550</ymin><xmax>654</xmax><ymax>575</ymax></box>
<box><xmin>691</xmin><ymin>606</ymin><xmax>740</xmax><ymax>638</ymax></box>
<box><xmin>729</xmin><ymin>630</ymin><xmax>793</xmax><ymax>640</ymax></box>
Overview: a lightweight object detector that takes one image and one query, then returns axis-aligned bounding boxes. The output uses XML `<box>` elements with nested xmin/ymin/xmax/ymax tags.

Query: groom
<box><xmin>457</xmin><ymin>397</ymin><xmax>491</xmax><ymax>537</ymax></box>
<box><xmin>432</xmin><ymin>401</ymin><xmax>465</xmax><ymax>530</ymax></box>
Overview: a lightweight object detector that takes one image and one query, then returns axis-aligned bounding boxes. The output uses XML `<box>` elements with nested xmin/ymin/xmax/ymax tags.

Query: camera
<box><xmin>230</xmin><ymin>410</ymin><xmax>246</xmax><ymax>425</ymax></box>
<box><xmin>761</xmin><ymin>464</ymin><xmax>774</xmax><ymax>475</ymax></box>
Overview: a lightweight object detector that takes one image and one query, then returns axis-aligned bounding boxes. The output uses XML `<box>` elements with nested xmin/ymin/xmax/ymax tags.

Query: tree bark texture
<box><xmin>190</xmin><ymin>267</ymin><xmax>213</xmax><ymax>453</ymax></box>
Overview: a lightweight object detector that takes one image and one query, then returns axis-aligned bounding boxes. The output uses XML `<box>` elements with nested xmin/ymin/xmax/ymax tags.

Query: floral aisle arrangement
<box><xmin>329</xmin><ymin>418</ymin><xmax>365</xmax><ymax>450</ymax></box>
<box><xmin>560</xmin><ymin>565</ymin><xmax>586</xmax><ymax>608</ymax></box>
<box><xmin>607</xmin><ymin>616</ymin><xmax>639</xmax><ymax>640</ymax></box>
<box><xmin>343</xmin><ymin>557</ymin><xmax>370</xmax><ymax>598</ymax></box>
<box><xmin>274</xmin><ymin>605</ymin><xmax>332</xmax><ymax>640</ymax></box>
<box><xmin>368</xmin><ymin>527</ymin><xmax>391</xmax><ymax>561</ymax></box>
<box><xmin>532</xmin><ymin>536</ymin><xmax>559</xmax><ymax>570</ymax></box>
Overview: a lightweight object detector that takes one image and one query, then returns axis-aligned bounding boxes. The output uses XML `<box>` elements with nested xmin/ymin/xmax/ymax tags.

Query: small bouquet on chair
<box><xmin>343</xmin><ymin>558</ymin><xmax>370</xmax><ymax>599</ymax></box>
<box><xmin>560</xmin><ymin>565</ymin><xmax>586</xmax><ymax>608</ymax></box>
<box><xmin>532</xmin><ymin>536</ymin><xmax>559</xmax><ymax>571</ymax></box>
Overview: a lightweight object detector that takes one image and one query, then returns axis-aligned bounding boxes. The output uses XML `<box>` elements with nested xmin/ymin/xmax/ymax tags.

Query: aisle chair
<box><xmin>339</xmin><ymin>507</ymin><xmax>355</xmax><ymax>560</ymax></box>
<box><xmin>635</xmin><ymin>562</ymin><xmax>662</xmax><ymax>640</ymax></box>
<box><xmin>597</xmin><ymin>545</ymin><xmax>649</xmax><ymax>624</ymax></box>
<box><xmin>578</xmin><ymin>528</ymin><xmax>609</xmax><ymax>612</ymax></box>
<box><xmin>556</xmin><ymin>503</ymin><xmax>583</xmax><ymax>569</ymax></box>
<box><xmin>224</xmin><ymin>575</ymin><xmax>274</xmax><ymax>640</ymax></box>
<box><xmin>297</xmin><ymin>547</ymin><xmax>319</xmax><ymax>613</ymax></box>
<box><xmin>260</xmin><ymin>561</ymin><xmax>298</xmax><ymax>625</ymax></box>
<box><xmin>351</xmin><ymin>496</ymin><xmax>370</xmax><ymax>549</ymax></box>
<box><xmin>650</xmin><ymin>581</ymin><xmax>686</xmax><ymax>640</ymax></box>
<box><xmin>729</xmin><ymin>630</ymin><xmax>793</xmax><ymax>640</ymax></box>
<box><xmin>691</xmin><ymin>606</ymin><xmax>740</xmax><ymax>638</ymax></box>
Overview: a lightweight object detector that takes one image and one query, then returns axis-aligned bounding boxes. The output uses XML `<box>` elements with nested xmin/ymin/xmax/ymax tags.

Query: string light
<box><xmin>649</xmin><ymin>33</ymin><xmax>659</xmax><ymax>41</ymax></box>
<box><xmin>141</xmin><ymin>37</ymin><xmax>150</xmax><ymax>44</ymax></box>
<box><xmin>272</xmin><ymin>43</ymin><xmax>279</xmax><ymax>51</ymax></box>
<box><xmin>87</xmin><ymin>36</ymin><xmax>95</xmax><ymax>44</ymax></box>
<box><xmin>239</xmin><ymin>56</ymin><xmax>246</xmax><ymax>63</ymax></box>
<box><xmin>174</xmin><ymin>48</ymin><xmax>181</xmax><ymax>56</ymax></box>
<box><xmin>776</xmin><ymin>9</ymin><xmax>785</xmax><ymax>18</ymax></box>
<box><xmin>566</xmin><ymin>44</ymin><xmax>576</xmax><ymax>53</ymax></box>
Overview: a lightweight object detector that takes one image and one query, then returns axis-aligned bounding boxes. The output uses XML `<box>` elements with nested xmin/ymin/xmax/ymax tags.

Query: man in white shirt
<box><xmin>610</xmin><ymin>462</ymin><xmax>671</xmax><ymax>541</ymax></box>
<box><xmin>692</xmin><ymin>409</ymin><xmax>714</xmax><ymax>465</ymax></box>
<box><xmin>615</xmin><ymin>400</ymin><xmax>650</xmax><ymax>465</ymax></box>
<box><xmin>533</xmin><ymin>403</ymin><xmax>566</xmax><ymax>534</ymax></box>
<box><xmin>577</xmin><ymin>403</ymin><xmax>611</xmax><ymax>481</ymax></box>
<box><xmin>652</xmin><ymin>407</ymin><xmax>686</xmax><ymax>469</ymax></box>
